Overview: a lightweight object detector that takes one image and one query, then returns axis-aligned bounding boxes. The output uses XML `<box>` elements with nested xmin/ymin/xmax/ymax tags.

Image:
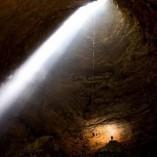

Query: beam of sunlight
<box><xmin>0</xmin><ymin>0</ymin><xmax>108</xmax><ymax>117</ymax></box>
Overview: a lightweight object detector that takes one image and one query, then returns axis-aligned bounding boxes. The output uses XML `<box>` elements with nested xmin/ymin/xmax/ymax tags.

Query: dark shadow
<box><xmin>95</xmin><ymin>136</ymin><xmax>125</xmax><ymax>157</ymax></box>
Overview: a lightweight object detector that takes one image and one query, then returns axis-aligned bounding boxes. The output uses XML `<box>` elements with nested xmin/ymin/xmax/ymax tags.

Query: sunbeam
<box><xmin>0</xmin><ymin>0</ymin><xmax>108</xmax><ymax>117</ymax></box>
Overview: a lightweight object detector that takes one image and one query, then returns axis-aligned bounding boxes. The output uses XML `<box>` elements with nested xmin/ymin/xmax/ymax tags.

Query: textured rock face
<box><xmin>0</xmin><ymin>0</ymin><xmax>156</xmax><ymax>156</ymax></box>
<box><xmin>115</xmin><ymin>0</ymin><xmax>157</xmax><ymax>43</ymax></box>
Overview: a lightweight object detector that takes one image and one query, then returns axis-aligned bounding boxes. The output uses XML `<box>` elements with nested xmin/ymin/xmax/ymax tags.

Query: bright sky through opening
<box><xmin>0</xmin><ymin>0</ymin><xmax>108</xmax><ymax>117</ymax></box>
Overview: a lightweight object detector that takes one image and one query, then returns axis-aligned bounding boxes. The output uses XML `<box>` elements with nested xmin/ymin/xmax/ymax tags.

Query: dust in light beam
<box><xmin>0</xmin><ymin>0</ymin><xmax>108</xmax><ymax>118</ymax></box>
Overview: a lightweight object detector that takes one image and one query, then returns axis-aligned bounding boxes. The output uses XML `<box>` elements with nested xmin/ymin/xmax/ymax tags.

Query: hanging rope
<box><xmin>91</xmin><ymin>12</ymin><xmax>96</xmax><ymax>105</ymax></box>
<box><xmin>83</xmin><ymin>13</ymin><xmax>96</xmax><ymax>119</ymax></box>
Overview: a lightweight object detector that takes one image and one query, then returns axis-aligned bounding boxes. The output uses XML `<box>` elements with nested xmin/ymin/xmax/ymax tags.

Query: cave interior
<box><xmin>0</xmin><ymin>0</ymin><xmax>157</xmax><ymax>156</ymax></box>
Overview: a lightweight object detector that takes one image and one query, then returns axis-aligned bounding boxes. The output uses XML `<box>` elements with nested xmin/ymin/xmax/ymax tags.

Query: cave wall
<box><xmin>114</xmin><ymin>0</ymin><xmax>157</xmax><ymax>45</ymax></box>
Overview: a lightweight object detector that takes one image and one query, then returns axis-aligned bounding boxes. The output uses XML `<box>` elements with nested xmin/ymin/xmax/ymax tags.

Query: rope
<box><xmin>91</xmin><ymin>12</ymin><xmax>96</xmax><ymax>105</ymax></box>
<box><xmin>83</xmin><ymin>12</ymin><xmax>96</xmax><ymax>118</ymax></box>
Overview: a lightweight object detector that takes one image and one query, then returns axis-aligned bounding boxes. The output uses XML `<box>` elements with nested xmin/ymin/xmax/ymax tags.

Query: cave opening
<box><xmin>0</xmin><ymin>0</ymin><xmax>156</xmax><ymax>156</ymax></box>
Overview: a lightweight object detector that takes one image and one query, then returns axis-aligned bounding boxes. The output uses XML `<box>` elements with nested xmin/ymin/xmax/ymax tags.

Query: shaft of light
<box><xmin>0</xmin><ymin>0</ymin><xmax>107</xmax><ymax>117</ymax></box>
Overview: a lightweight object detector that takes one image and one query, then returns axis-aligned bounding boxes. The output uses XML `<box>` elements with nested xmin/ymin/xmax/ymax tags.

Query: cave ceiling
<box><xmin>0</xmin><ymin>0</ymin><xmax>156</xmax><ymax>156</ymax></box>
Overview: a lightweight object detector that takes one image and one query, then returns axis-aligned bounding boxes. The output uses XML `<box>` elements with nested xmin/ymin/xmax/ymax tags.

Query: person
<box><xmin>110</xmin><ymin>136</ymin><xmax>114</xmax><ymax>141</ymax></box>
